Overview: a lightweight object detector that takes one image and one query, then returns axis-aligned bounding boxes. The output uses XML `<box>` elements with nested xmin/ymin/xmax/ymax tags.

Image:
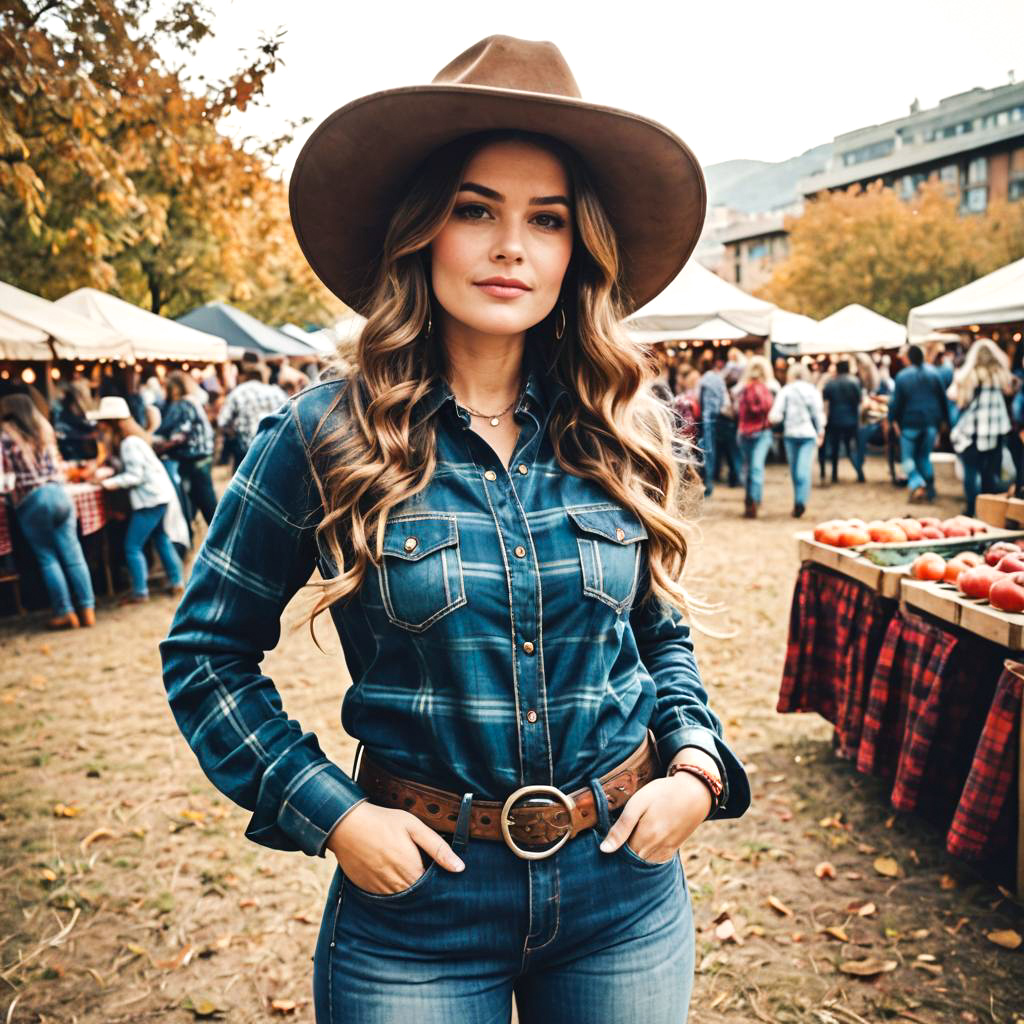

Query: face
<box><xmin>430</xmin><ymin>140</ymin><xmax>573</xmax><ymax>341</ymax></box>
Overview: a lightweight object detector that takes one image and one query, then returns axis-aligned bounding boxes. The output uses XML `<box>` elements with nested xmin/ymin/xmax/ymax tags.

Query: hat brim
<box><xmin>289</xmin><ymin>85</ymin><xmax>706</xmax><ymax>317</ymax></box>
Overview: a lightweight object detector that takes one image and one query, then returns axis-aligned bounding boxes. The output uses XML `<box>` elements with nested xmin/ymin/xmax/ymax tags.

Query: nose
<box><xmin>490</xmin><ymin>219</ymin><xmax>525</xmax><ymax>265</ymax></box>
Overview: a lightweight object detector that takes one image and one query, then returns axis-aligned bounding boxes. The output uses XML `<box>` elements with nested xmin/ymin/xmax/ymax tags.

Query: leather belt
<box><xmin>354</xmin><ymin>731</ymin><xmax>661</xmax><ymax>860</ymax></box>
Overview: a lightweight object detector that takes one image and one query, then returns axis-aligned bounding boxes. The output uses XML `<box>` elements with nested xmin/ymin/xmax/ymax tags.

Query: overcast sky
<box><xmin>187</xmin><ymin>0</ymin><xmax>1024</xmax><ymax>176</ymax></box>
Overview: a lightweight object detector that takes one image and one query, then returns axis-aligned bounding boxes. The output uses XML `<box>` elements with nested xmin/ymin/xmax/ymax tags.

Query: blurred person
<box><xmin>853</xmin><ymin>352</ymin><xmax>888</xmax><ymax>474</ymax></box>
<box><xmin>822</xmin><ymin>358</ymin><xmax>865</xmax><ymax>483</ymax></box>
<box><xmin>85</xmin><ymin>396</ymin><xmax>184</xmax><ymax>604</ymax></box>
<box><xmin>1009</xmin><ymin>342</ymin><xmax>1024</xmax><ymax>498</ymax></box>
<box><xmin>671</xmin><ymin>367</ymin><xmax>701</xmax><ymax>446</ymax></box>
<box><xmin>54</xmin><ymin>379</ymin><xmax>98</xmax><ymax>461</ymax></box>
<box><xmin>888</xmin><ymin>344</ymin><xmax>950</xmax><ymax>503</ymax></box>
<box><xmin>153</xmin><ymin>371</ymin><xmax>217</xmax><ymax>532</ymax></box>
<box><xmin>948</xmin><ymin>338</ymin><xmax>1012</xmax><ymax>516</ymax></box>
<box><xmin>0</xmin><ymin>394</ymin><xmax>96</xmax><ymax>628</ymax></box>
<box><xmin>217</xmin><ymin>363</ymin><xmax>288</xmax><ymax>471</ymax></box>
<box><xmin>715</xmin><ymin>350</ymin><xmax>743</xmax><ymax>488</ymax></box>
<box><xmin>735</xmin><ymin>355</ymin><xmax>775</xmax><ymax>518</ymax></box>
<box><xmin>769</xmin><ymin>362</ymin><xmax>825</xmax><ymax>518</ymax></box>
<box><xmin>277</xmin><ymin>362</ymin><xmax>313</xmax><ymax>398</ymax></box>
<box><xmin>698</xmin><ymin>352</ymin><xmax>727</xmax><ymax>496</ymax></box>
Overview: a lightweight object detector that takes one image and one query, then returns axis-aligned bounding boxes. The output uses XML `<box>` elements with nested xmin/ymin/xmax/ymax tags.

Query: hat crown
<box><xmin>432</xmin><ymin>35</ymin><xmax>582</xmax><ymax>100</ymax></box>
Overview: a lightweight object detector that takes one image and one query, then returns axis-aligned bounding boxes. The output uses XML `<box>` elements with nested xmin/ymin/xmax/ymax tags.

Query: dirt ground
<box><xmin>2</xmin><ymin>457</ymin><xmax>1023</xmax><ymax>1024</ymax></box>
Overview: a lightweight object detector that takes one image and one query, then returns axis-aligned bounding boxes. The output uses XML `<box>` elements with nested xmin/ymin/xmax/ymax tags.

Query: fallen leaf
<box><xmin>823</xmin><ymin>925</ymin><xmax>850</xmax><ymax>942</ymax></box>
<box><xmin>857</xmin><ymin>843</ymin><xmax>877</xmax><ymax>855</ymax></box>
<box><xmin>911</xmin><ymin>928</ymin><xmax>930</xmax><ymax>939</ymax></box>
<box><xmin>986</xmin><ymin>929</ymin><xmax>1022</xmax><ymax>950</ymax></box>
<box><xmin>715</xmin><ymin>918</ymin><xmax>741</xmax><ymax>944</ymax></box>
<box><xmin>270</xmin><ymin>999</ymin><xmax>298</xmax><ymax>1014</ymax></box>
<box><xmin>815</xmin><ymin>861</ymin><xmax>837</xmax><ymax>880</ymax></box>
<box><xmin>152</xmin><ymin>943</ymin><xmax>194</xmax><ymax>970</ymax></box>
<box><xmin>80</xmin><ymin>827</ymin><xmax>117</xmax><ymax>854</ymax></box>
<box><xmin>916</xmin><ymin>953</ymin><xmax>938</xmax><ymax>962</ymax></box>
<box><xmin>873</xmin><ymin>856</ymin><xmax>900</xmax><ymax>878</ymax></box>
<box><xmin>53</xmin><ymin>803</ymin><xmax>81</xmax><ymax>818</ymax></box>
<box><xmin>912</xmin><ymin>961</ymin><xmax>943</xmax><ymax>975</ymax></box>
<box><xmin>767</xmin><ymin>895</ymin><xmax>793</xmax><ymax>917</ymax></box>
<box><xmin>839</xmin><ymin>957</ymin><xmax>898</xmax><ymax>977</ymax></box>
<box><xmin>39</xmin><ymin>868</ymin><xmax>58</xmax><ymax>883</ymax></box>
<box><xmin>182</xmin><ymin>996</ymin><xmax>225</xmax><ymax>1019</ymax></box>
<box><xmin>292</xmin><ymin>911</ymin><xmax>318</xmax><ymax>924</ymax></box>
<box><xmin>238</xmin><ymin>897</ymin><xmax>259</xmax><ymax>909</ymax></box>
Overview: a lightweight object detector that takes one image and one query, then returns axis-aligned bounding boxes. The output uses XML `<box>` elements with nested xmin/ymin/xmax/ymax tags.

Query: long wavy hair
<box><xmin>298</xmin><ymin>130</ymin><xmax>705</xmax><ymax>644</ymax></box>
<box><xmin>952</xmin><ymin>336</ymin><xmax>1012</xmax><ymax>408</ymax></box>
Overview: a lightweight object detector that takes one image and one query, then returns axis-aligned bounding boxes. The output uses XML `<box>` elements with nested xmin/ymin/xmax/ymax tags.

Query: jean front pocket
<box><xmin>620</xmin><ymin>839</ymin><xmax>679</xmax><ymax>871</ymax></box>
<box><xmin>567</xmin><ymin>505</ymin><xmax>648</xmax><ymax>612</ymax></box>
<box><xmin>345</xmin><ymin>853</ymin><xmax>440</xmax><ymax>903</ymax></box>
<box><xmin>377</xmin><ymin>512</ymin><xmax>467</xmax><ymax>632</ymax></box>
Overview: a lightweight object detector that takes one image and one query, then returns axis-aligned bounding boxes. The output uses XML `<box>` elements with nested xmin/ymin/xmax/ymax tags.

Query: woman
<box><xmin>0</xmin><ymin>394</ymin><xmax>96</xmax><ymax>629</ymax></box>
<box><xmin>735</xmin><ymin>355</ymin><xmax>775</xmax><ymax>518</ymax></box>
<box><xmin>769</xmin><ymin>362</ymin><xmax>825</xmax><ymax>518</ymax></box>
<box><xmin>85</xmin><ymin>396</ymin><xmax>184</xmax><ymax>604</ymax></box>
<box><xmin>54</xmin><ymin>379</ymin><xmax>99</xmax><ymax>461</ymax></box>
<box><xmin>152</xmin><ymin>371</ymin><xmax>217</xmax><ymax>534</ymax></box>
<box><xmin>948</xmin><ymin>337</ymin><xmax>1013</xmax><ymax>516</ymax></box>
<box><xmin>161</xmin><ymin>36</ymin><xmax>749</xmax><ymax>1024</ymax></box>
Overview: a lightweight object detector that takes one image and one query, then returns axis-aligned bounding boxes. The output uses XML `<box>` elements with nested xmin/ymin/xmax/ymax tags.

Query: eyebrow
<box><xmin>459</xmin><ymin>181</ymin><xmax>571</xmax><ymax>208</ymax></box>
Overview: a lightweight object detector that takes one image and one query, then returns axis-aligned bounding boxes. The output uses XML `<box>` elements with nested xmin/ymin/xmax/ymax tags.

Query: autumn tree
<box><xmin>758</xmin><ymin>179</ymin><xmax>1024</xmax><ymax>322</ymax></box>
<box><xmin>0</xmin><ymin>0</ymin><xmax>344</xmax><ymax>325</ymax></box>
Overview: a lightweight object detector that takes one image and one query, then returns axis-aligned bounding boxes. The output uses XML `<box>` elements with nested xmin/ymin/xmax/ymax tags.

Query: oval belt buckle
<box><xmin>500</xmin><ymin>784</ymin><xmax>577</xmax><ymax>860</ymax></box>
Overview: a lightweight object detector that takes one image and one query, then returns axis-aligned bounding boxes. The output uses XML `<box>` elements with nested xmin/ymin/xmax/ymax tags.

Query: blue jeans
<box><xmin>313</xmin><ymin>777</ymin><xmax>695</xmax><ymax>1023</ymax></box>
<box><xmin>14</xmin><ymin>482</ymin><xmax>95</xmax><ymax>616</ymax></box>
<box><xmin>700</xmin><ymin>416</ymin><xmax>715</xmax><ymax>496</ymax></box>
<box><xmin>959</xmin><ymin>443</ymin><xmax>1003</xmax><ymax>516</ymax></box>
<box><xmin>784</xmin><ymin>436</ymin><xmax>816</xmax><ymax>509</ymax></box>
<box><xmin>739</xmin><ymin>428</ymin><xmax>772</xmax><ymax>503</ymax></box>
<box><xmin>124</xmin><ymin>503</ymin><xmax>183</xmax><ymax>597</ymax></box>
<box><xmin>899</xmin><ymin>425</ymin><xmax>938</xmax><ymax>495</ymax></box>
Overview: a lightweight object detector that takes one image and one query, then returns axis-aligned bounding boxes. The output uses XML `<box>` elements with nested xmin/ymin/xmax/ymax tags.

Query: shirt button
<box><xmin>526</xmin><ymin>710</ymin><xmax>538</xmax><ymax>723</ymax></box>
<box><xmin>484</xmin><ymin>470</ymin><xmax>497</xmax><ymax>481</ymax></box>
<box><xmin>404</xmin><ymin>536</ymin><xmax>418</xmax><ymax>552</ymax></box>
<box><xmin>522</xmin><ymin>640</ymin><xmax>535</xmax><ymax>655</ymax></box>
<box><xmin>514</xmin><ymin>545</ymin><xmax>526</xmax><ymax>558</ymax></box>
<box><xmin>615</xmin><ymin>527</ymin><xmax>625</xmax><ymax>541</ymax></box>
<box><xmin>517</xmin><ymin>464</ymin><xmax>528</xmax><ymax>475</ymax></box>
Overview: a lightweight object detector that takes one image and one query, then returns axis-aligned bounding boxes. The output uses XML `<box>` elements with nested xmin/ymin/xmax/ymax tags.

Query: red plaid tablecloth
<box><xmin>947</xmin><ymin>661</ymin><xmax>1023</xmax><ymax>861</ymax></box>
<box><xmin>0</xmin><ymin>502</ymin><xmax>10</xmax><ymax>558</ymax></box>
<box><xmin>0</xmin><ymin>483</ymin><xmax>124</xmax><ymax>558</ymax></box>
<box><xmin>778</xmin><ymin>563</ymin><xmax>896</xmax><ymax>759</ymax></box>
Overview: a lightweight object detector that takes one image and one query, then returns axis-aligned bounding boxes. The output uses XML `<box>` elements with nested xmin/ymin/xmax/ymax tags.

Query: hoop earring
<box><xmin>424</xmin><ymin>305</ymin><xmax>433</xmax><ymax>340</ymax></box>
<box><xmin>555</xmin><ymin>303</ymin><xmax>566</xmax><ymax>341</ymax></box>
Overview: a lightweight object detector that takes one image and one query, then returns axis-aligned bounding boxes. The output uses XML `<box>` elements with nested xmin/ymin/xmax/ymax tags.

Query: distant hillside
<box><xmin>704</xmin><ymin>143</ymin><xmax>834</xmax><ymax>213</ymax></box>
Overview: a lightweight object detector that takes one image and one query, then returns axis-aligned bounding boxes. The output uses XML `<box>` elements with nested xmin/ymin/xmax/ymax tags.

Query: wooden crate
<box><xmin>899</xmin><ymin>579</ymin><xmax>962</xmax><ymax>627</ymax></box>
<box><xmin>957</xmin><ymin>598</ymin><xmax>1024</xmax><ymax>650</ymax></box>
<box><xmin>796</xmin><ymin>531</ymin><xmax>906</xmax><ymax>597</ymax></box>
<box><xmin>976</xmin><ymin>493</ymin><xmax>1010</xmax><ymax>529</ymax></box>
<box><xmin>1006</xmin><ymin>498</ymin><xmax>1024</xmax><ymax>528</ymax></box>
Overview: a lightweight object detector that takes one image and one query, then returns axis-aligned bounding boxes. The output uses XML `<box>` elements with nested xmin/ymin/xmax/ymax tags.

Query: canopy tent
<box><xmin>626</xmin><ymin>261</ymin><xmax>776</xmax><ymax>339</ymax></box>
<box><xmin>803</xmin><ymin>304</ymin><xmax>906</xmax><ymax>354</ymax></box>
<box><xmin>0</xmin><ymin>281</ymin><xmax>133</xmax><ymax>361</ymax></box>
<box><xmin>0</xmin><ymin>311</ymin><xmax>51</xmax><ymax>361</ymax></box>
<box><xmin>769</xmin><ymin>310</ymin><xmax>822</xmax><ymax>353</ymax></box>
<box><xmin>628</xmin><ymin>316</ymin><xmax>749</xmax><ymax>344</ymax></box>
<box><xmin>176</xmin><ymin>302</ymin><xmax>317</xmax><ymax>357</ymax></box>
<box><xmin>907</xmin><ymin>257</ymin><xmax>1024</xmax><ymax>339</ymax></box>
<box><xmin>56</xmin><ymin>288</ymin><xmax>228</xmax><ymax>363</ymax></box>
<box><xmin>281</xmin><ymin>322</ymin><xmax>338</xmax><ymax>356</ymax></box>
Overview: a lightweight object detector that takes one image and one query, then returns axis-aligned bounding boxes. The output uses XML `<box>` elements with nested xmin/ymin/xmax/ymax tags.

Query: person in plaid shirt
<box><xmin>0</xmin><ymin>393</ymin><xmax>96</xmax><ymax>629</ymax></box>
<box><xmin>216</xmin><ymin>365</ymin><xmax>288</xmax><ymax>469</ymax></box>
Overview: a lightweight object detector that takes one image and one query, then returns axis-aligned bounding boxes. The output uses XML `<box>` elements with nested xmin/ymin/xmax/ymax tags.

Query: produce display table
<box><xmin>781</xmin><ymin>555</ymin><xmax>1024</xmax><ymax>892</ymax></box>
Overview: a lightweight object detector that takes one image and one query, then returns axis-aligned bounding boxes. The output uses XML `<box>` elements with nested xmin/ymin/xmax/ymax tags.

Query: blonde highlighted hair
<box><xmin>953</xmin><ymin>337</ymin><xmax>1012</xmax><ymax>408</ymax></box>
<box><xmin>298</xmin><ymin>131</ymin><xmax>706</xmax><ymax>643</ymax></box>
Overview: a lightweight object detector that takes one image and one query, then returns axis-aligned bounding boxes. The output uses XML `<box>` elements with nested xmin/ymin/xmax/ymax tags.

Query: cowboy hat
<box><xmin>85</xmin><ymin>396</ymin><xmax>132</xmax><ymax>421</ymax></box>
<box><xmin>289</xmin><ymin>35</ymin><xmax>706</xmax><ymax>317</ymax></box>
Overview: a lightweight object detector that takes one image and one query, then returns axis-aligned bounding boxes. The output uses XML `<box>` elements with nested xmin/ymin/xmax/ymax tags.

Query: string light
<box><xmin>21</xmin><ymin>367</ymin><xmax>36</xmax><ymax>384</ymax></box>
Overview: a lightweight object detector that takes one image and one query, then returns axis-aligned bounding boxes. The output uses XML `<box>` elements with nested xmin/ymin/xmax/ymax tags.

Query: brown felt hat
<box><xmin>289</xmin><ymin>35</ymin><xmax>706</xmax><ymax>317</ymax></box>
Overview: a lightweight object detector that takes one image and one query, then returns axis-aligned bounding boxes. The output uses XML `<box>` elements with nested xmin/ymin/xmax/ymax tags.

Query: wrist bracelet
<box><xmin>667</xmin><ymin>762</ymin><xmax>723</xmax><ymax>818</ymax></box>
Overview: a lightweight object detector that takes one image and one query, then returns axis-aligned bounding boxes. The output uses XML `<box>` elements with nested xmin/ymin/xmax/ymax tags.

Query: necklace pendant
<box><xmin>489</xmin><ymin>416</ymin><xmax>500</xmax><ymax>426</ymax></box>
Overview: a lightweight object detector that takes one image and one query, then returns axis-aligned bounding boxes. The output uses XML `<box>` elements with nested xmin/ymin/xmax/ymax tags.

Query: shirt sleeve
<box><xmin>103</xmin><ymin>437</ymin><xmax>146</xmax><ymax>490</ymax></box>
<box><xmin>159</xmin><ymin>398</ymin><xmax>368</xmax><ymax>857</ymax></box>
<box><xmin>628</xmin><ymin>557</ymin><xmax>751</xmax><ymax>819</ymax></box>
<box><xmin>216</xmin><ymin>392</ymin><xmax>237</xmax><ymax>430</ymax></box>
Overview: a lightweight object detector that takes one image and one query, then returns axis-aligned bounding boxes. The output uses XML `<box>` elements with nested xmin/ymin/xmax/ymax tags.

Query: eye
<box><xmin>532</xmin><ymin>212</ymin><xmax>567</xmax><ymax>230</ymax></box>
<box><xmin>454</xmin><ymin>202</ymin><xmax>492</xmax><ymax>221</ymax></box>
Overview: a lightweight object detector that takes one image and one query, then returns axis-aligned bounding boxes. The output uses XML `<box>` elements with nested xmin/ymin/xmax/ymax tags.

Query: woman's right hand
<box><xmin>324</xmin><ymin>802</ymin><xmax>465</xmax><ymax>895</ymax></box>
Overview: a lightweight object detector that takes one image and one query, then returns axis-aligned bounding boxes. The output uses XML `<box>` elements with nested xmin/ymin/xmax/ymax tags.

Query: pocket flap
<box><xmin>381</xmin><ymin>514</ymin><xmax>459</xmax><ymax>561</ymax></box>
<box><xmin>567</xmin><ymin>506</ymin><xmax>648</xmax><ymax>545</ymax></box>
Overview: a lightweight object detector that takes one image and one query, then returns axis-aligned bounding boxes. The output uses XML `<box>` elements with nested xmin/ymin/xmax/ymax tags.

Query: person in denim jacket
<box><xmin>161</xmin><ymin>35</ymin><xmax>749</xmax><ymax>1024</ymax></box>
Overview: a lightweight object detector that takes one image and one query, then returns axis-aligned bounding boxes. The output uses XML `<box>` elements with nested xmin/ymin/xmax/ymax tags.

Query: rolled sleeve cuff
<box><xmin>278</xmin><ymin>761</ymin><xmax>368</xmax><ymax>858</ymax></box>
<box><xmin>657</xmin><ymin>724</ymin><xmax>750</xmax><ymax>819</ymax></box>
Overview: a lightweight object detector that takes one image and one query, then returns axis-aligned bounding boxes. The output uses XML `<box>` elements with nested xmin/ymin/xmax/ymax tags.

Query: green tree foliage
<box><xmin>0</xmin><ymin>0</ymin><xmax>344</xmax><ymax>324</ymax></box>
<box><xmin>758</xmin><ymin>179</ymin><xmax>1024</xmax><ymax>322</ymax></box>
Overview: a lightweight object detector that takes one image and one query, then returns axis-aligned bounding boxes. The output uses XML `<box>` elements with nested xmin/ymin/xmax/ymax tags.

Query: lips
<box><xmin>475</xmin><ymin>277</ymin><xmax>531</xmax><ymax>299</ymax></box>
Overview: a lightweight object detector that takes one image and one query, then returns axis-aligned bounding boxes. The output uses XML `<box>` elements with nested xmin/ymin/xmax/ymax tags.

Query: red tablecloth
<box><xmin>780</xmin><ymin>562</ymin><xmax>1021</xmax><ymax>868</ymax></box>
<box><xmin>0</xmin><ymin>483</ymin><xmax>123</xmax><ymax>557</ymax></box>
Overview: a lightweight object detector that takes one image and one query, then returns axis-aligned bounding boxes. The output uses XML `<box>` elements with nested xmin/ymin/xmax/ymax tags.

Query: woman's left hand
<box><xmin>598</xmin><ymin>774</ymin><xmax>712</xmax><ymax>863</ymax></box>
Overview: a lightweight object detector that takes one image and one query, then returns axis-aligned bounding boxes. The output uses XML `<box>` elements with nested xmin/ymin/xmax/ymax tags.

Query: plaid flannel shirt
<box><xmin>950</xmin><ymin>386</ymin><xmax>1011</xmax><ymax>454</ymax></box>
<box><xmin>160</xmin><ymin>341</ymin><xmax>750</xmax><ymax>858</ymax></box>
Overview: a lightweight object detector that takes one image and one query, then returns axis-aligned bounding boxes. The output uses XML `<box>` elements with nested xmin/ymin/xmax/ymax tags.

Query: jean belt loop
<box><xmin>588</xmin><ymin>776</ymin><xmax>612</xmax><ymax>838</ymax></box>
<box><xmin>451</xmin><ymin>792</ymin><xmax>474</xmax><ymax>854</ymax></box>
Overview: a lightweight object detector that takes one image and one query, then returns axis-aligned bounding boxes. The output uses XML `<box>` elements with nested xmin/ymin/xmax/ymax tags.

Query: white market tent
<box><xmin>56</xmin><ymin>288</ymin><xmax>228</xmax><ymax>363</ymax></box>
<box><xmin>0</xmin><ymin>281</ymin><xmax>133</xmax><ymax>361</ymax></box>
<box><xmin>629</xmin><ymin>316</ymin><xmax>749</xmax><ymax>344</ymax></box>
<box><xmin>0</xmin><ymin>311</ymin><xmax>51</xmax><ymax>361</ymax></box>
<box><xmin>281</xmin><ymin>322</ymin><xmax>338</xmax><ymax>356</ymax></box>
<box><xmin>907</xmin><ymin>256</ymin><xmax>1024</xmax><ymax>339</ymax></box>
<box><xmin>769</xmin><ymin>310</ymin><xmax>822</xmax><ymax>353</ymax></box>
<box><xmin>626</xmin><ymin>261</ymin><xmax>777</xmax><ymax>341</ymax></box>
<box><xmin>805</xmin><ymin>303</ymin><xmax>906</xmax><ymax>354</ymax></box>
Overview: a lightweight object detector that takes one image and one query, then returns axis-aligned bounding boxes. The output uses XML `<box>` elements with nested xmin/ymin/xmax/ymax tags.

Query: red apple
<box><xmin>911</xmin><ymin>553</ymin><xmax>946</xmax><ymax>582</ymax></box>
<box><xmin>996</xmin><ymin>553</ymin><xmax>1024</xmax><ymax>574</ymax></box>
<box><xmin>918</xmin><ymin>517</ymin><xmax>941</xmax><ymax>528</ymax></box>
<box><xmin>958</xmin><ymin>552</ymin><xmax>984</xmax><ymax>567</ymax></box>
<box><xmin>942</xmin><ymin>522</ymin><xmax>971</xmax><ymax>538</ymax></box>
<box><xmin>837</xmin><ymin>527</ymin><xmax>871</xmax><ymax>548</ymax></box>
<box><xmin>895</xmin><ymin>518</ymin><xmax>924</xmax><ymax>541</ymax></box>
<box><xmin>920</xmin><ymin>526</ymin><xmax>945</xmax><ymax>539</ymax></box>
<box><xmin>986</xmin><ymin>542</ymin><xmax>1021</xmax><ymax>567</ymax></box>
<box><xmin>990</xmin><ymin>572</ymin><xmax>1024</xmax><ymax>613</ymax></box>
<box><xmin>957</xmin><ymin>565</ymin><xmax>1004</xmax><ymax>600</ymax></box>
<box><xmin>814</xmin><ymin>520</ymin><xmax>845</xmax><ymax>545</ymax></box>
<box><xmin>944</xmin><ymin>559</ymin><xmax>971</xmax><ymax>584</ymax></box>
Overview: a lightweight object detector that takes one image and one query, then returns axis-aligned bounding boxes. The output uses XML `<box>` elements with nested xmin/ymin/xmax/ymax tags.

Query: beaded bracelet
<box><xmin>667</xmin><ymin>762</ymin><xmax>723</xmax><ymax>818</ymax></box>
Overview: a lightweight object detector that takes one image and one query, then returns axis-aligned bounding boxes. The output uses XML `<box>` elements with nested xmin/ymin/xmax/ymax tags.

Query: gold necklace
<box><xmin>449</xmin><ymin>379</ymin><xmax>522</xmax><ymax>427</ymax></box>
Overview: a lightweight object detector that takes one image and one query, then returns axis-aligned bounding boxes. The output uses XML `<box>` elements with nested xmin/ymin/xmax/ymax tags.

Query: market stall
<box><xmin>176</xmin><ymin>302</ymin><xmax>318</xmax><ymax>358</ymax></box>
<box><xmin>779</xmin><ymin>512</ymin><xmax>1024</xmax><ymax>892</ymax></box>
<box><xmin>800</xmin><ymin>303</ymin><xmax>906</xmax><ymax>355</ymax></box>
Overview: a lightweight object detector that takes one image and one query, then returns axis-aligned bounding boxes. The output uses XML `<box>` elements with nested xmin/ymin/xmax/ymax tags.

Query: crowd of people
<box><xmin>0</xmin><ymin>356</ymin><xmax>324</xmax><ymax>629</ymax></box>
<box><xmin>655</xmin><ymin>336</ymin><xmax>1024</xmax><ymax>519</ymax></box>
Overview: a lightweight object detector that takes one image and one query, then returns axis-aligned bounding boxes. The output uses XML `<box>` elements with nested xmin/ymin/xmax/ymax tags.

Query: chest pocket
<box><xmin>377</xmin><ymin>513</ymin><xmax>467</xmax><ymax>632</ymax></box>
<box><xmin>567</xmin><ymin>505</ymin><xmax>648</xmax><ymax>612</ymax></box>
